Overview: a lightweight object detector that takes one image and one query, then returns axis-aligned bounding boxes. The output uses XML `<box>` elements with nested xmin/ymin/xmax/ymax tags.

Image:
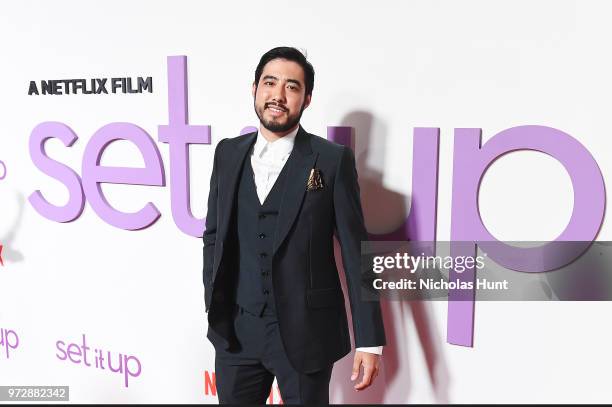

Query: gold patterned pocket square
<box><xmin>306</xmin><ymin>168</ymin><xmax>324</xmax><ymax>191</ymax></box>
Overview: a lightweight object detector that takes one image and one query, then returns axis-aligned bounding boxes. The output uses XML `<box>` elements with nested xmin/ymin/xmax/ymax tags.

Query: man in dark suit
<box><xmin>203</xmin><ymin>46</ymin><xmax>386</xmax><ymax>404</ymax></box>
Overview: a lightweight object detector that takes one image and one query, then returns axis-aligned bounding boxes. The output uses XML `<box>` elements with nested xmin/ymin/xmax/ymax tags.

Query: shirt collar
<box><xmin>253</xmin><ymin>125</ymin><xmax>299</xmax><ymax>159</ymax></box>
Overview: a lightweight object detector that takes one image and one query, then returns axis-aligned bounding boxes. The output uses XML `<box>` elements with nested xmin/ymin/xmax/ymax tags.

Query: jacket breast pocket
<box><xmin>303</xmin><ymin>187</ymin><xmax>330</xmax><ymax>210</ymax></box>
<box><xmin>306</xmin><ymin>287</ymin><xmax>343</xmax><ymax>308</ymax></box>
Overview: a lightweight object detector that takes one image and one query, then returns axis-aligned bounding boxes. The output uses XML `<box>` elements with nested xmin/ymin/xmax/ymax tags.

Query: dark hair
<box><xmin>254</xmin><ymin>46</ymin><xmax>315</xmax><ymax>97</ymax></box>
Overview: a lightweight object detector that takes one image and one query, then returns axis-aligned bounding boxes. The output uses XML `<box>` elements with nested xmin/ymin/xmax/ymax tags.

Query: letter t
<box><xmin>158</xmin><ymin>55</ymin><xmax>211</xmax><ymax>237</ymax></box>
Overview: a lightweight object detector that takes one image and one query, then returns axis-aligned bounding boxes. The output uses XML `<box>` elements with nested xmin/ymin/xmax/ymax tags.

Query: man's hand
<box><xmin>351</xmin><ymin>351</ymin><xmax>381</xmax><ymax>391</ymax></box>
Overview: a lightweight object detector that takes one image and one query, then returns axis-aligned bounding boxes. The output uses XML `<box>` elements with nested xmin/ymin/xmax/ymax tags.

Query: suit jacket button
<box><xmin>258</xmin><ymin>233</ymin><xmax>266</xmax><ymax>239</ymax></box>
<box><xmin>259</xmin><ymin>252</ymin><xmax>267</xmax><ymax>258</ymax></box>
<box><xmin>263</xmin><ymin>289</ymin><xmax>269</xmax><ymax>295</ymax></box>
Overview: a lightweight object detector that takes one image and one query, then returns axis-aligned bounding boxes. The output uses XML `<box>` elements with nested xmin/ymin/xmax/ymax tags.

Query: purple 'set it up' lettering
<box><xmin>28</xmin><ymin>56</ymin><xmax>607</xmax><ymax>347</ymax></box>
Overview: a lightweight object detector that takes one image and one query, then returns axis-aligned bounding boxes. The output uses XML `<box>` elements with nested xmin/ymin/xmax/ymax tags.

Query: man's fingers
<box><xmin>351</xmin><ymin>355</ymin><xmax>362</xmax><ymax>381</ymax></box>
<box><xmin>354</xmin><ymin>365</ymin><xmax>375</xmax><ymax>390</ymax></box>
<box><xmin>372</xmin><ymin>366</ymin><xmax>380</xmax><ymax>382</ymax></box>
<box><xmin>352</xmin><ymin>352</ymin><xmax>381</xmax><ymax>391</ymax></box>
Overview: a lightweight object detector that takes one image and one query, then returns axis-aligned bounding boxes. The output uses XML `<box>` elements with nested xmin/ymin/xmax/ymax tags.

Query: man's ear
<box><xmin>303</xmin><ymin>94</ymin><xmax>312</xmax><ymax>110</ymax></box>
<box><xmin>252</xmin><ymin>82</ymin><xmax>257</xmax><ymax>98</ymax></box>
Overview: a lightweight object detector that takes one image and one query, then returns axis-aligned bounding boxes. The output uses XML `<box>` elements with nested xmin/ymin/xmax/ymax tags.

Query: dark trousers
<box><xmin>213</xmin><ymin>305</ymin><xmax>333</xmax><ymax>404</ymax></box>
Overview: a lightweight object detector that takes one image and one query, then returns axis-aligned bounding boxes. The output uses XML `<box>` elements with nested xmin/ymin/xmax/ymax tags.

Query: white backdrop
<box><xmin>0</xmin><ymin>0</ymin><xmax>611</xmax><ymax>403</ymax></box>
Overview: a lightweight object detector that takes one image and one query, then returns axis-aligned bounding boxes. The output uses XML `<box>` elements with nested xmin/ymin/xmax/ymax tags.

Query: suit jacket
<box><xmin>203</xmin><ymin>125</ymin><xmax>386</xmax><ymax>373</ymax></box>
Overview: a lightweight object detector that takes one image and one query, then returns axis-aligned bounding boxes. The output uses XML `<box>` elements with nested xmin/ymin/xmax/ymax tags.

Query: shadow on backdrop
<box><xmin>1</xmin><ymin>192</ymin><xmax>25</xmax><ymax>266</ymax></box>
<box><xmin>329</xmin><ymin>111</ymin><xmax>450</xmax><ymax>404</ymax></box>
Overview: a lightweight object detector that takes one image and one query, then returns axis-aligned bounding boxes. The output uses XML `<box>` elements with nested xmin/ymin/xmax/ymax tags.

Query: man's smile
<box><xmin>265</xmin><ymin>103</ymin><xmax>288</xmax><ymax>116</ymax></box>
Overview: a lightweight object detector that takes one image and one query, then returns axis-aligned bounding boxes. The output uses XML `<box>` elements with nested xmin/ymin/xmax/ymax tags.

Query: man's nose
<box><xmin>272</xmin><ymin>85</ymin><xmax>287</xmax><ymax>103</ymax></box>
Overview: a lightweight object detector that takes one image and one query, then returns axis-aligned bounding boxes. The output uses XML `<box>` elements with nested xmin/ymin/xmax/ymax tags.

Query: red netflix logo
<box><xmin>204</xmin><ymin>370</ymin><xmax>283</xmax><ymax>404</ymax></box>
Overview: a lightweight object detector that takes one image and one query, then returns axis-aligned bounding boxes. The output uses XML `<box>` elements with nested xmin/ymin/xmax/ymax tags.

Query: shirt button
<box><xmin>258</xmin><ymin>233</ymin><xmax>266</xmax><ymax>239</ymax></box>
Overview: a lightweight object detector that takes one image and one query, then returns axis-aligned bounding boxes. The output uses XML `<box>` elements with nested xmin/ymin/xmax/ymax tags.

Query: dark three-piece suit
<box><xmin>202</xmin><ymin>126</ymin><xmax>386</xmax><ymax>403</ymax></box>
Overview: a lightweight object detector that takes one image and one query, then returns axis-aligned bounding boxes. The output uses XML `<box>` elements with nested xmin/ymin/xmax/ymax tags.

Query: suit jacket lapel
<box><xmin>273</xmin><ymin>126</ymin><xmax>318</xmax><ymax>255</ymax></box>
<box><xmin>217</xmin><ymin>132</ymin><xmax>257</xmax><ymax>245</ymax></box>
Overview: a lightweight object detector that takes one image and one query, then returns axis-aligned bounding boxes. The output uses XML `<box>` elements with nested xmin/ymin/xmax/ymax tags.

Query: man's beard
<box><xmin>255</xmin><ymin>100</ymin><xmax>306</xmax><ymax>133</ymax></box>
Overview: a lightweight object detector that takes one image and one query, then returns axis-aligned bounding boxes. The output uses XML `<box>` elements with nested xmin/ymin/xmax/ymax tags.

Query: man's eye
<box><xmin>288</xmin><ymin>85</ymin><xmax>297</xmax><ymax>90</ymax></box>
<box><xmin>264</xmin><ymin>81</ymin><xmax>274</xmax><ymax>86</ymax></box>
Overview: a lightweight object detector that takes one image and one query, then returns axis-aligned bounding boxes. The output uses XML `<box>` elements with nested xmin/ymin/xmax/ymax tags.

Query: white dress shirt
<box><xmin>250</xmin><ymin>126</ymin><xmax>383</xmax><ymax>356</ymax></box>
<box><xmin>251</xmin><ymin>126</ymin><xmax>299</xmax><ymax>205</ymax></box>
